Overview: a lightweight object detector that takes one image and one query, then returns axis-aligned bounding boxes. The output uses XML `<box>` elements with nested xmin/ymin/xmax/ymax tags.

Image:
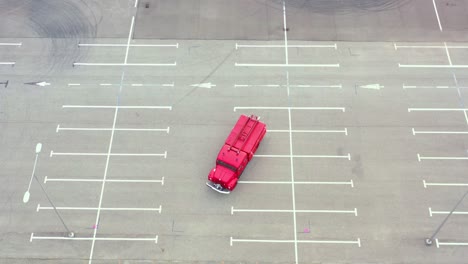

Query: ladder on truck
<box><xmin>229</xmin><ymin>115</ymin><xmax>259</xmax><ymax>154</ymax></box>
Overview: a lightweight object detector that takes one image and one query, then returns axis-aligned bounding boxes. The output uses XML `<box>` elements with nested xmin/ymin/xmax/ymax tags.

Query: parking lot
<box><xmin>1</xmin><ymin>0</ymin><xmax>468</xmax><ymax>263</ymax></box>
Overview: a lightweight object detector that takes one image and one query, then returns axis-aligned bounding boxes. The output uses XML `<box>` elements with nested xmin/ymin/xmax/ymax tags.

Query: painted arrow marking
<box><xmin>360</xmin><ymin>84</ymin><xmax>383</xmax><ymax>90</ymax></box>
<box><xmin>36</xmin><ymin>82</ymin><xmax>51</xmax><ymax>87</ymax></box>
<box><xmin>25</xmin><ymin>81</ymin><xmax>51</xmax><ymax>87</ymax></box>
<box><xmin>190</xmin><ymin>82</ymin><xmax>216</xmax><ymax>89</ymax></box>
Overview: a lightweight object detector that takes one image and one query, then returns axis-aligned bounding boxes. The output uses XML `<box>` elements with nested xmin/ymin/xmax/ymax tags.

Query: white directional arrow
<box><xmin>36</xmin><ymin>81</ymin><xmax>51</xmax><ymax>87</ymax></box>
<box><xmin>360</xmin><ymin>84</ymin><xmax>383</xmax><ymax>90</ymax></box>
<box><xmin>190</xmin><ymin>82</ymin><xmax>216</xmax><ymax>89</ymax></box>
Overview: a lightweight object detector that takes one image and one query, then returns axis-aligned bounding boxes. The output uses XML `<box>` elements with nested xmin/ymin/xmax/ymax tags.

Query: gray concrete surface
<box><xmin>1</xmin><ymin>0</ymin><xmax>468</xmax><ymax>263</ymax></box>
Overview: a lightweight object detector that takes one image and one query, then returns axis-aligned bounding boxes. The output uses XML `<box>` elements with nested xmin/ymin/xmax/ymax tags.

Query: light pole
<box><xmin>23</xmin><ymin>143</ymin><xmax>74</xmax><ymax>238</ymax></box>
<box><xmin>425</xmin><ymin>188</ymin><xmax>468</xmax><ymax>246</ymax></box>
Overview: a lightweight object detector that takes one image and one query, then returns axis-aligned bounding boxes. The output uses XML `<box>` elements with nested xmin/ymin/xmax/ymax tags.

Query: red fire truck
<box><xmin>206</xmin><ymin>114</ymin><xmax>267</xmax><ymax>194</ymax></box>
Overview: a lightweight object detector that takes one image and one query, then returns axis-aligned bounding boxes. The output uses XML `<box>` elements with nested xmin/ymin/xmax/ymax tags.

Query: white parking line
<box><xmin>56</xmin><ymin>125</ymin><xmax>170</xmax><ymax>133</ymax></box>
<box><xmin>399</xmin><ymin>64</ymin><xmax>468</xmax><ymax>68</ymax></box>
<box><xmin>269</xmin><ymin>128</ymin><xmax>347</xmax><ymax>135</ymax></box>
<box><xmin>44</xmin><ymin>176</ymin><xmax>164</xmax><ymax>185</ymax></box>
<box><xmin>230</xmin><ymin>237</ymin><xmax>361</xmax><ymax>247</ymax></box>
<box><xmin>0</xmin><ymin>42</ymin><xmax>22</xmax><ymax>46</ymax></box>
<box><xmin>78</xmin><ymin>43</ymin><xmax>178</xmax><ymax>48</ymax></box>
<box><xmin>395</xmin><ymin>44</ymin><xmax>468</xmax><ymax>49</ymax></box>
<box><xmin>256</xmin><ymin>154</ymin><xmax>351</xmax><ymax>160</ymax></box>
<box><xmin>235</xmin><ymin>84</ymin><xmax>342</xmax><ymax>89</ymax></box>
<box><xmin>67</xmin><ymin>83</ymin><xmax>175</xmax><ymax>87</ymax></box>
<box><xmin>0</xmin><ymin>62</ymin><xmax>15</xmax><ymax>65</ymax></box>
<box><xmin>235</xmin><ymin>43</ymin><xmax>337</xmax><ymax>49</ymax></box>
<box><xmin>234</xmin><ymin>106</ymin><xmax>345</xmax><ymax>112</ymax></box>
<box><xmin>235</xmin><ymin>63</ymin><xmax>340</xmax><ymax>67</ymax></box>
<box><xmin>412</xmin><ymin>128</ymin><xmax>468</xmax><ymax>135</ymax></box>
<box><xmin>73</xmin><ymin>62</ymin><xmax>177</xmax><ymax>67</ymax></box>
<box><xmin>63</xmin><ymin>105</ymin><xmax>172</xmax><ymax>110</ymax></box>
<box><xmin>30</xmin><ymin>233</ymin><xmax>158</xmax><ymax>243</ymax></box>
<box><xmin>231</xmin><ymin>207</ymin><xmax>358</xmax><ymax>216</ymax></box>
<box><xmin>282</xmin><ymin>1</ymin><xmax>289</xmax><ymax>65</ymax></box>
<box><xmin>408</xmin><ymin>108</ymin><xmax>468</xmax><ymax>112</ymax></box>
<box><xmin>281</xmin><ymin>3</ymin><xmax>298</xmax><ymax>260</ymax></box>
<box><xmin>50</xmin><ymin>151</ymin><xmax>167</xmax><ymax>158</ymax></box>
<box><xmin>403</xmin><ymin>85</ymin><xmax>468</xmax><ymax>89</ymax></box>
<box><xmin>428</xmin><ymin>207</ymin><xmax>468</xmax><ymax>217</ymax></box>
<box><xmin>423</xmin><ymin>180</ymin><xmax>468</xmax><ymax>188</ymax></box>
<box><xmin>37</xmin><ymin>204</ymin><xmax>162</xmax><ymax>213</ymax></box>
<box><xmin>418</xmin><ymin>153</ymin><xmax>468</xmax><ymax>161</ymax></box>
<box><xmin>435</xmin><ymin>239</ymin><xmax>468</xmax><ymax>248</ymax></box>
<box><xmin>432</xmin><ymin>0</ymin><xmax>443</xmax><ymax>31</ymax></box>
<box><xmin>444</xmin><ymin>42</ymin><xmax>452</xmax><ymax>65</ymax></box>
<box><xmin>238</xmin><ymin>180</ymin><xmax>354</xmax><ymax>187</ymax></box>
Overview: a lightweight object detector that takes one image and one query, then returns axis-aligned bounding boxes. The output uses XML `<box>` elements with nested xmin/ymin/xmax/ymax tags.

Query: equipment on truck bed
<box><xmin>206</xmin><ymin>114</ymin><xmax>266</xmax><ymax>194</ymax></box>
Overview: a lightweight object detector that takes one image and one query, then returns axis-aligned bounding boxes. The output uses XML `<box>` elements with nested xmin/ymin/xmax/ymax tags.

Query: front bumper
<box><xmin>206</xmin><ymin>181</ymin><xmax>231</xmax><ymax>194</ymax></box>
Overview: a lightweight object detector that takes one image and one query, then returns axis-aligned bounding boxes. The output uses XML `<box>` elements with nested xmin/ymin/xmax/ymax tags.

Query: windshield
<box><xmin>216</xmin><ymin>159</ymin><xmax>237</xmax><ymax>172</ymax></box>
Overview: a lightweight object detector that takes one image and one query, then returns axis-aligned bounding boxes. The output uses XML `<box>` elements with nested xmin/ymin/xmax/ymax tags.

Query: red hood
<box><xmin>208</xmin><ymin>165</ymin><xmax>236</xmax><ymax>189</ymax></box>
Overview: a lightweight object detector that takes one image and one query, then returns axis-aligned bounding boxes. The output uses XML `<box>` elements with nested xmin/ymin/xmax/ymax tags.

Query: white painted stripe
<box><xmin>436</xmin><ymin>239</ymin><xmax>468</xmax><ymax>247</ymax></box>
<box><xmin>134</xmin><ymin>0</ymin><xmax>138</xmax><ymax>8</ymax></box>
<box><xmin>432</xmin><ymin>0</ymin><xmax>443</xmax><ymax>31</ymax></box>
<box><xmin>31</xmin><ymin>233</ymin><xmax>158</xmax><ymax>243</ymax></box>
<box><xmin>67</xmin><ymin>83</ymin><xmax>174</xmax><ymax>87</ymax></box>
<box><xmin>268</xmin><ymin>129</ymin><xmax>347</xmax><ymax>134</ymax></box>
<box><xmin>100</xmin><ymin>83</ymin><xmax>112</xmax><ymax>86</ymax></box>
<box><xmin>256</xmin><ymin>154</ymin><xmax>351</xmax><ymax>160</ymax></box>
<box><xmin>234</xmin><ymin>106</ymin><xmax>345</xmax><ymax>112</ymax></box>
<box><xmin>444</xmin><ymin>42</ymin><xmax>452</xmax><ymax>65</ymax></box>
<box><xmin>88</xmin><ymin>16</ymin><xmax>134</xmax><ymax>264</ymax></box>
<box><xmin>238</xmin><ymin>180</ymin><xmax>353</xmax><ymax>186</ymax></box>
<box><xmin>394</xmin><ymin>45</ymin><xmax>468</xmax><ymax>49</ymax></box>
<box><xmin>464</xmin><ymin>110</ymin><xmax>468</xmax><ymax>125</ymax></box>
<box><xmin>403</xmin><ymin>85</ymin><xmax>468</xmax><ymax>89</ymax></box>
<box><xmin>73</xmin><ymin>62</ymin><xmax>177</xmax><ymax>66</ymax></box>
<box><xmin>408</xmin><ymin>108</ymin><xmax>468</xmax><ymax>112</ymax></box>
<box><xmin>0</xmin><ymin>62</ymin><xmax>15</xmax><ymax>65</ymax></box>
<box><xmin>78</xmin><ymin>43</ymin><xmax>178</xmax><ymax>47</ymax></box>
<box><xmin>283</xmin><ymin>1</ymin><xmax>289</xmax><ymax>65</ymax></box>
<box><xmin>289</xmin><ymin>84</ymin><xmax>342</xmax><ymax>88</ymax></box>
<box><xmin>429</xmin><ymin>207</ymin><xmax>468</xmax><ymax>216</ymax></box>
<box><xmin>235</xmin><ymin>44</ymin><xmax>337</xmax><ymax>49</ymax></box>
<box><xmin>57</xmin><ymin>126</ymin><xmax>170</xmax><ymax>133</ymax></box>
<box><xmin>231</xmin><ymin>208</ymin><xmax>358</xmax><ymax>215</ymax></box>
<box><xmin>63</xmin><ymin>105</ymin><xmax>172</xmax><ymax>110</ymax></box>
<box><xmin>37</xmin><ymin>204</ymin><xmax>162</xmax><ymax>212</ymax></box>
<box><xmin>123</xmin><ymin>17</ymin><xmax>134</xmax><ymax>64</ymax></box>
<box><xmin>235</xmin><ymin>63</ymin><xmax>339</xmax><ymax>67</ymax></box>
<box><xmin>412</xmin><ymin>129</ymin><xmax>468</xmax><ymax>135</ymax></box>
<box><xmin>0</xmin><ymin>42</ymin><xmax>22</xmax><ymax>46</ymax></box>
<box><xmin>418</xmin><ymin>155</ymin><xmax>468</xmax><ymax>161</ymax></box>
<box><xmin>44</xmin><ymin>177</ymin><xmax>164</xmax><ymax>184</ymax></box>
<box><xmin>283</xmin><ymin>3</ymin><xmax>296</xmax><ymax>257</ymax></box>
<box><xmin>235</xmin><ymin>84</ymin><xmax>279</xmax><ymax>87</ymax></box>
<box><xmin>50</xmin><ymin>151</ymin><xmax>167</xmax><ymax>157</ymax></box>
<box><xmin>424</xmin><ymin>181</ymin><xmax>468</xmax><ymax>187</ymax></box>
<box><xmin>234</xmin><ymin>84</ymin><xmax>342</xmax><ymax>89</ymax></box>
<box><xmin>399</xmin><ymin>64</ymin><xmax>468</xmax><ymax>68</ymax></box>
<box><xmin>230</xmin><ymin>237</ymin><xmax>361</xmax><ymax>246</ymax></box>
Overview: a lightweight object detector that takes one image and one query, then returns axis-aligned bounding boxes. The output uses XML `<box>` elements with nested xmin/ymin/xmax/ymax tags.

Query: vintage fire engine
<box><xmin>206</xmin><ymin>114</ymin><xmax>266</xmax><ymax>194</ymax></box>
